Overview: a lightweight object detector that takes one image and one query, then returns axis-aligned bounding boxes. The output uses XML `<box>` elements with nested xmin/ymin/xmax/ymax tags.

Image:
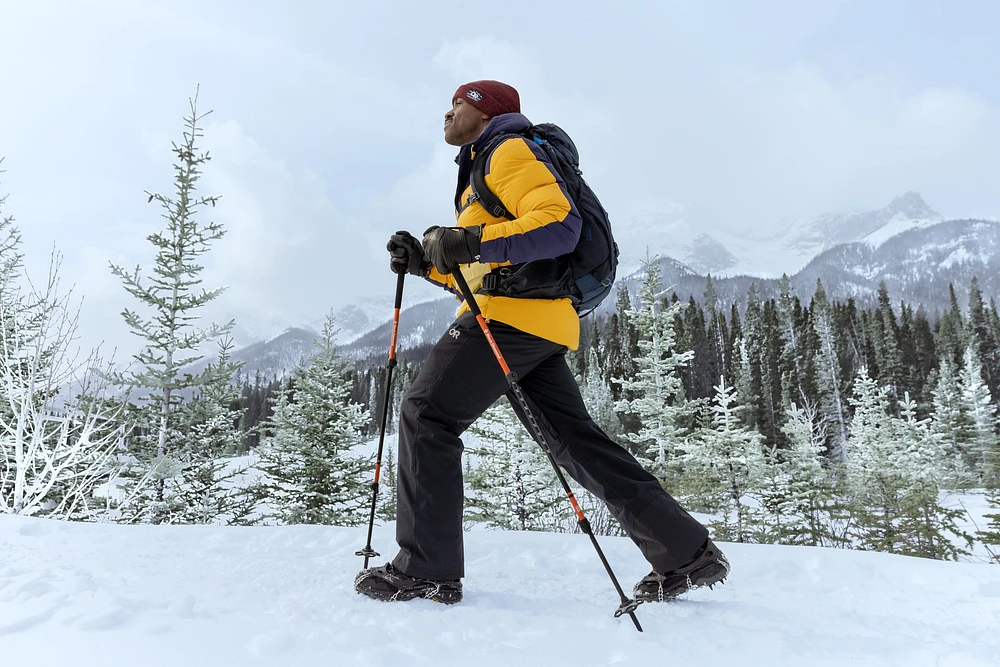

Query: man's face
<box><xmin>444</xmin><ymin>97</ymin><xmax>490</xmax><ymax>146</ymax></box>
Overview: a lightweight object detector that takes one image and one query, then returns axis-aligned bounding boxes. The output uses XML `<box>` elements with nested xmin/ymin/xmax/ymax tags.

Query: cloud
<box><xmin>198</xmin><ymin>120</ymin><xmax>381</xmax><ymax>333</ymax></box>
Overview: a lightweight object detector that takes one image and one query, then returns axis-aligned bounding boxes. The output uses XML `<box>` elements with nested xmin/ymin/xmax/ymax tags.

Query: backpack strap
<box><xmin>470</xmin><ymin>133</ymin><xmax>522</xmax><ymax>221</ymax></box>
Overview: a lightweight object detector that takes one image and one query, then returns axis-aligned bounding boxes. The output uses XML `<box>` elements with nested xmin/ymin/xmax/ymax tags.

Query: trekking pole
<box><xmin>356</xmin><ymin>271</ymin><xmax>405</xmax><ymax>568</ymax></box>
<box><xmin>450</xmin><ymin>268</ymin><xmax>642</xmax><ymax>632</ymax></box>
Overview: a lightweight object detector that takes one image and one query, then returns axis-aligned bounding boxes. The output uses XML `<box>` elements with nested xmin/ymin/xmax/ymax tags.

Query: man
<box><xmin>354</xmin><ymin>80</ymin><xmax>729</xmax><ymax>606</ymax></box>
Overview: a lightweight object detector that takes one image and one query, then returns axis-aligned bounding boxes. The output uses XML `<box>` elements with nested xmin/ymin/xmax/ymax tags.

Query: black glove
<box><xmin>386</xmin><ymin>230</ymin><xmax>431</xmax><ymax>277</ymax></box>
<box><xmin>422</xmin><ymin>225</ymin><xmax>482</xmax><ymax>274</ymax></box>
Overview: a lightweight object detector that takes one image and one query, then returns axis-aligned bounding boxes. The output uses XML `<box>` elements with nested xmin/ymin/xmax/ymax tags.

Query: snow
<box><xmin>861</xmin><ymin>214</ymin><xmax>939</xmax><ymax>248</ymax></box>
<box><xmin>941</xmin><ymin>246</ymin><xmax>975</xmax><ymax>269</ymax></box>
<box><xmin>2</xmin><ymin>515</ymin><xmax>999</xmax><ymax>666</ymax></box>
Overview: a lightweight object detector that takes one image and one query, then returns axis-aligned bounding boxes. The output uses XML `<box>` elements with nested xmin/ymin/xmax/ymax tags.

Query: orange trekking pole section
<box><xmin>356</xmin><ymin>271</ymin><xmax>405</xmax><ymax>568</ymax></box>
<box><xmin>450</xmin><ymin>268</ymin><xmax>642</xmax><ymax>632</ymax></box>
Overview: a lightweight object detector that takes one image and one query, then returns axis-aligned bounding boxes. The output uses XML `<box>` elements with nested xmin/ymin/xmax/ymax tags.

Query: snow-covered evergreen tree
<box><xmin>758</xmin><ymin>401</ymin><xmax>839</xmax><ymax>546</ymax></box>
<box><xmin>931</xmin><ymin>356</ymin><xmax>975</xmax><ymax>486</ymax></box>
<box><xmin>682</xmin><ymin>376</ymin><xmax>766</xmax><ymax>543</ymax></box>
<box><xmin>465</xmin><ymin>398</ymin><xmax>566</xmax><ymax>532</ymax></box>
<box><xmin>894</xmin><ymin>395</ymin><xmax>971</xmax><ymax>560</ymax></box>
<box><xmin>731</xmin><ymin>335</ymin><xmax>754</xmax><ymax>427</ymax></box>
<box><xmin>166</xmin><ymin>339</ymin><xmax>254</xmax><ymax>525</ymax></box>
<box><xmin>254</xmin><ymin>313</ymin><xmax>371</xmax><ymax>526</ymax></box>
<box><xmin>846</xmin><ymin>368</ymin><xmax>910</xmax><ymax>553</ymax></box>
<box><xmin>958</xmin><ymin>346</ymin><xmax>998</xmax><ymax>481</ymax></box>
<box><xmin>979</xmin><ymin>487</ymin><xmax>1000</xmax><ymax>564</ymax></box>
<box><xmin>580</xmin><ymin>347</ymin><xmax>622</xmax><ymax>442</ymax></box>
<box><xmin>376</xmin><ymin>446</ymin><xmax>397</xmax><ymax>523</ymax></box>
<box><xmin>110</xmin><ymin>90</ymin><xmax>233</xmax><ymax>523</ymax></box>
<box><xmin>932</xmin><ymin>347</ymin><xmax>999</xmax><ymax>486</ymax></box>
<box><xmin>613</xmin><ymin>252</ymin><xmax>695</xmax><ymax>486</ymax></box>
<box><xmin>847</xmin><ymin>370</ymin><xmax>969</xmax><ymax>559</ymax></box>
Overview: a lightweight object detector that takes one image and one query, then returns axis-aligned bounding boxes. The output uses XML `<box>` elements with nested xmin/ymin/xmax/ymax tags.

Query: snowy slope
<box><xmin>2</xmin><ymin>515</ymin><xmax>999</xmax><ymax>666</ymax></box>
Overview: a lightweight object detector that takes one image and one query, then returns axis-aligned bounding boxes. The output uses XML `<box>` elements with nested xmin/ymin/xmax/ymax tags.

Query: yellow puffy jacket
<box><xmin>426</xmin><ymin>113</ymin><xmax>583</xmax><ymax>349</ymax></box>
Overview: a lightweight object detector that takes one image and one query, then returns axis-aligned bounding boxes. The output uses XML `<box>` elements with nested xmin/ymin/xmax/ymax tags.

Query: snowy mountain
<box><xmin>792</xmin><ymin>218</ymin><xmax>1000</xmax><ymax>306</ymax></box>
<box><xmin>226</xmin><ymin>327</ymin><xmax>320</xmax><ymax>378</ymax></box>
<box><xmin>200</xmin><ymin>297</ymin><xmax>463</xmax><ymax>378</ymax></box>
<box><xmin>3</xmin><ymin>514</ymin><xmax>998</xmax><ymax>666</ymax></box>
<box><xmin>339</xmin><ymin>296</ymin><xmax>463</xmax><ymax>361</ymax></box>
<box><xmin>615</xmin><ymin>192</ymin><xmax>944</xmax><ymax>279</ymax></box>
<box><xmin>603</xmin><ymin>218</ymin><xmax>1000</xmax><ymax>316</ymax></box>
<box><xmin>783</xmin><ymin>190</ymin><xmax>943</xmax><ymax>258</ymax></box>
<box><xmin>681</xmin><ymin>234</ymin><xmax>740</xmax><ymax>275</ymax></box>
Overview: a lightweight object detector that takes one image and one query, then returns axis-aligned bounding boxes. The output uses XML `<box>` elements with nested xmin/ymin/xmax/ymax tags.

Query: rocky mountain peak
<box><xmin>885</xmin><ymin>191</ymin><xmax>942</xmax><ymax>221</ymax></box>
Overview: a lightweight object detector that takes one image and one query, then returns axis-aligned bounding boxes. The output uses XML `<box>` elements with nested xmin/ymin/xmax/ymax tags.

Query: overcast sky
<box><xmin>1</xmin><ymin>0</ymin><xmax>997</xmax><ymax>356</ymax></box>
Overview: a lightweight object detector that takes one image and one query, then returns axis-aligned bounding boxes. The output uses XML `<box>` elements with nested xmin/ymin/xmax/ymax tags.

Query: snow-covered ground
<box><xmin>2</xmin><ymin>515</ymin><xmax>999</xmax><ymax>667</ymax></box>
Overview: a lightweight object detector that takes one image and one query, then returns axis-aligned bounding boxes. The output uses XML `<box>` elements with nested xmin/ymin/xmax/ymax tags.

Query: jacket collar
<box><xmin>453</xmin><ymin>113</ymin><xmax>532</xmax><ymax>211</ymax></box>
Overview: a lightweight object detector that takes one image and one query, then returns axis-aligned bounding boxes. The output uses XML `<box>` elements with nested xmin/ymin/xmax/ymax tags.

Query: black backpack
<box><xmin>470</xmin><ymin>123</ymin><xmax>619</xmax><ymax>316</ymax></box>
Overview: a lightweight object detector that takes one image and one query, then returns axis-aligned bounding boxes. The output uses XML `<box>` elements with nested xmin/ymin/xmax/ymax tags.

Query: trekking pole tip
<box><xmin>614</xmin><ymin>598</ymin><xmax>643</xmax><ymax>632</ymax></box>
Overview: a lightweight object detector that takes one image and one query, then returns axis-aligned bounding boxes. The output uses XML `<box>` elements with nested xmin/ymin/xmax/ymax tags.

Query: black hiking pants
<box><xmin>391</xmin><ymin>313</ymin><xmax>709</xmax><ymax>581</ymax></box>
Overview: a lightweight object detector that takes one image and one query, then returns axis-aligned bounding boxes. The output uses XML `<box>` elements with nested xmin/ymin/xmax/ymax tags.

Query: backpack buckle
<box><xmin>480</xmin><ymin>273</ymin><xmax>498</xmax><ymax>293</ymax></box>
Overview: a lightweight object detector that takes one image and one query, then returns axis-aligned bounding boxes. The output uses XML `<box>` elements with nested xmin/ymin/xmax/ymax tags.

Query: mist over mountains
<box><xmin>618</xmin><ymin>191</ymin><xmax>945</xmax><ymax>278</ymax></box>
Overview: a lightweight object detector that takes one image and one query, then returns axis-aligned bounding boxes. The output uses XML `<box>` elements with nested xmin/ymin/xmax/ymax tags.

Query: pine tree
<box><xmin>978</xmin><ymin>487</ymin><xmax>1000</xmax><ymax>564</ymax></box>
<box><xmin>110</xmin><ymin>90</ymin><xmax>232</xmax><ymax>523</ymax></box>
<box><xmin>845</xmin><ymin>367</ymin><xmax>907</xmax><ymax>553</ymax></box>
<box><xmin>812</xmin><ymin>280</ymin><xmax>849</xmax><ymax>462</ymax></box>
<box><xmin>254</xmin><ymin>313</ymin><xmax>372</xmax><ymax>525</ymax></box>
<box><xmin>737</xmin><ymin>284</ymin><xmax>765</xmax><ymax>433</ymax></box>
<box><xmin>936</xmin><ymin>284</ymin><xmax>967</xmax><ymax>370</ymax></box>
<box><xmin>778</xmin><ymin>275</ymin><xmax>808</xmax><ymax>409</ymax></box>
<box><xmin>847</xmin><ymin>370</ymin><xmax>968</xmax><ymax>559</ymax></box>
<box><xmin>759</xmin><ymin>401</ymin><xmax>838</xmax><ymax>546</ymax></box>
<box><xmin>167</xmin><ymin>339</ymin><xmax>253</xmax><ymax>525</ymax></box>
<box><xmin>988</xmin><ymin>297</ymin><xmax>1000</xmax><ymax>406</ymax></box>
<box><xmin>680</xmin><ymin>295</ymin><xmax>712</xmax><ymax>399</ymax></box>
<box><xmin>682</xmin><ymin>376</ymin><xmax>766</xmax><ymax>543</ymax></box>
<box><xmin>872</xmin><ymin>282</ymin><xmax>903</xmax><ymax>400</ymax></box>
<box><xmin>931</xmin><ymin>356</ymin><xmax>972</xmax><ymax>486</ymax></box>
<box><xmin>704</xmin><ymin>275</ymin><xmax>729</xmax><ymax>399</ymax></box>
<box><xmin>376</xmin><ymin>447</ymin><xmax>397</xmax><ymax>523</ymax></box>
<box><xmin>908</xmin><ymin>305</ymin><xmax>938</xmax><ymax>413</ymax></box>
<box><xmin>958</xmin><ymin>345</ymin><xmax>999</xmax><ymax>482</ymax></box>
<box><xmin>580</xmin><ymin>347</ymin><xmax>622</xmax><ymax>442</ymax></box>
<box><xmin>894</xmin><ymin>394</ymin><xmax>971</xmax><ymax>560</ymax></box>
<box><xmin>758</xmin><ymin>298</ymin><xmax>785</xmax><ymax>446</ymax></box>
<box><xmin>967</xmin><ymin>277</ymin><xmax>999</xmax><ymax>402</ymax></box>
<box><xmin>613</xmin><ymin>253</ymin><xmax>695</xmax><ymax>486</ymax></box>
<box><xmin>465</xmin><ymin>398</ymin><xmax>566</xmax><ymax>531</ymax></box>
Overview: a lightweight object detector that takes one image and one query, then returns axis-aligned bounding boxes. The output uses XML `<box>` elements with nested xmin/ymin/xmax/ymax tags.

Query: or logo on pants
<box><xmin>449</xmin><ymin>327</ymin><xmax>460</xmax><ymax>339</ymax></box>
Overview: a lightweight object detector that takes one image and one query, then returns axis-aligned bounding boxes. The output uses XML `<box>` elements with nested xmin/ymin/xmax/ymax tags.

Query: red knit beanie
<box><xmin>453</xmin><ymin>80</ymin><xmax>520</xmax><ymax>118</ymax></box>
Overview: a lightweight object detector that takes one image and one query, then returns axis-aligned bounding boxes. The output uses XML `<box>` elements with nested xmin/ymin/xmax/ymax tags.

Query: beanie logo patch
<box><xmin>466</xmin><ymin>89</ymin><xmax>483</xmax><ymax>102</ymax></box>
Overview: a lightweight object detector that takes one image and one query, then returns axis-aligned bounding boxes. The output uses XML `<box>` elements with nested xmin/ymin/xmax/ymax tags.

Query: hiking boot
<box><xmin>633</xmin><ymin>539</ymin><xmax>730</xmax><ymax>603</ymax></box>
<box><xmin>354</xmin><ymin>563</ymin><xmax>463</xmax><ymax>604</ymax></box>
